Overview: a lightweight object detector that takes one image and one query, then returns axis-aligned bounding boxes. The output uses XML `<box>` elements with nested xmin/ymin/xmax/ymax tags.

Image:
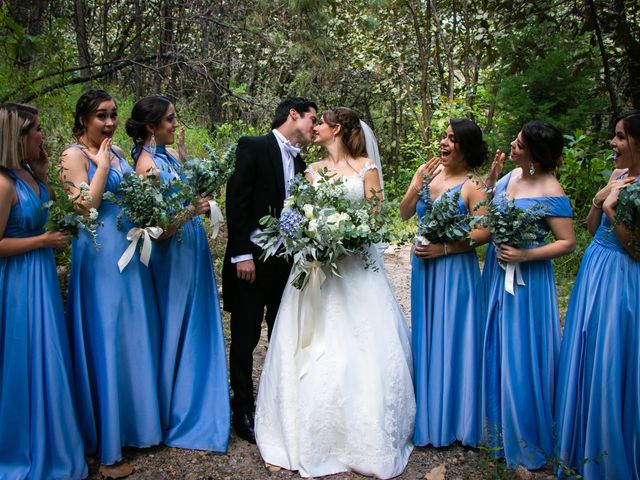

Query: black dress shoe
<box><xmin>233</xmin><ymin>412</ymin><xmax>256</xmax><ymax>444</ymax></box>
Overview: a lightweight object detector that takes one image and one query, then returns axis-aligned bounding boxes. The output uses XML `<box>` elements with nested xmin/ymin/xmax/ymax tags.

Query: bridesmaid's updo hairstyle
<box><xmin>449</xmin><ymin>118</ymin><xmax>488</xmax><ymax>168</ymax></box>
<box><xmin>73</xmin><ymin>90</ymin><xmax>114</xmax><ymax>139</ymax></box>
<box><xmin>617</xmin><ymin>110</ymin><xmax>640</xmax><ymax>145</ymax></box>
<box><xmin>0</xmin><ymin>103</ymin><xmax>39</xmax><ymax>169</ymax></box>
<box><xmin>521</xmin><ymin>120</ymin><xmax>564</xmax><ymax>172</ymax></box>
<box><xmin>125</xmin><ymin>95</ymin><xmax>172</xmax><ymax>148</ymax></box>
<box><xmin>322</xmin><ymin>107</ymin><xmax>367</xmax><ymax>159</ymax></box>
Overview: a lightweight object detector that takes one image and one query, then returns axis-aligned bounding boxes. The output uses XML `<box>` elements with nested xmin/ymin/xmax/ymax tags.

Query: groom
<box><xmin>223</xmin><ymin>97</ymin><xmax>318</xmax><ymax>443</ymax></box>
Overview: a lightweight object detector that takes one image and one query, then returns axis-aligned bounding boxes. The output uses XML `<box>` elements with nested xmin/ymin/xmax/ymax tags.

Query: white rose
<box><xmin>357</xmin><ymin>224</ymin><xmax>371</xmax><ymax>235</ymax></box>
<box><xmin>303</xmin><ymin>204</ymin><xmax>315</xmax><ymax>219</ymax></box>
<box><xmin>307</xmin><ymin>219</ymin><xmax>319</xmax><ymax>236</ymax></box>
<box><xmin>326</xmin><ymin>213</ymin><xmax>342</xmax><ymax>225</ymax></box>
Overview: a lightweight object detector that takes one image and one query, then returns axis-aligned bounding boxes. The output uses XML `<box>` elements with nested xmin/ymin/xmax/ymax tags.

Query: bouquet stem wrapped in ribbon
<box><xmin>104</xmin><ymin>172</ymin><xmax>192</xmax><ymax>272</ymax></box>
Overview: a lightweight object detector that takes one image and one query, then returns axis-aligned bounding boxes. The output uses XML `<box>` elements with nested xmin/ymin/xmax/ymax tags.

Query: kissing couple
<box><xmin>223</xmin><ymin>97</ymin><xmax>415</xmax><ymax>478</ymax></box>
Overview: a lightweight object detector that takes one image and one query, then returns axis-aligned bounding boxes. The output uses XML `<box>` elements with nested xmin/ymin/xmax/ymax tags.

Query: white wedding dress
<box><xmin>255</xmin><ymin>164</ymin><xmax>415</xmax><ymax>479</ymax></box>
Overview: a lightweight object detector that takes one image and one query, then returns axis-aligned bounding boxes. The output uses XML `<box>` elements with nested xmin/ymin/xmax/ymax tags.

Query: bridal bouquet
<box><xmin>416</xmin><ymin>172</ymin><xmax>470</xmax><ymax>245</ymax></box>
<box><xmin>471</xmin><ymin>192</ymin><xmax>548</xmax><ymax>294</ymax></box>
<box><xmin>181</xmin><ymin>144</ymin><xmax>236</xmax><ymax>239</ymax></box>
<box><xmin>43</xmin><ymin>181</ymin><xmax>101</xmax><ymax>248</ymax></box>
<box><xmin>257</xmin><ymin>171</ymin><xmax>394</xmax><ymax>289</ymax></box>
<box><xmin>104</xmin><ymin>171</ymin><xmax>192</xmax><ymax>271</ymax></box>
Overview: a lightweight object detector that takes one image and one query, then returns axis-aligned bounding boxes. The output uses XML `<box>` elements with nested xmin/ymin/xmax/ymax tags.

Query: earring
<box><xmin>529</xmin><ymin>162</ymin><xmax>535</xmax><ymax>175</ymax></box>
<box><xmin>150</xmin><ymin>134</ymin><xmax>157</xmax><ymax>156</ymax></box>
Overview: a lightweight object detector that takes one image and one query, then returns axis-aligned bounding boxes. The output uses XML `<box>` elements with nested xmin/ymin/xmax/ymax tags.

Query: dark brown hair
<box><xmin>73</xmin><ymin>90</ymin><xmax>114</xmax><ymax>139</ymax></box>
<box><xmin>322</xmin><ymin>107</ymin><xmax>367</xmax><ymax>159</ymax></box>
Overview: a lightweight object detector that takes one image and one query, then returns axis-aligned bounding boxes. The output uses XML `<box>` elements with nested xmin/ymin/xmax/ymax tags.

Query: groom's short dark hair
<box><xmin>271</xmin><ymin>97</ymin><xmax>318</xmax><ymax>129</ymax></box>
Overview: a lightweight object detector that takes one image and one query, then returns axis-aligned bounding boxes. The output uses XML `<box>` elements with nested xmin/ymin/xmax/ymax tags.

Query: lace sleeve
<box><xmin>358</xmin><ymin>162</ymin><xmax>378</xmax><ymax>177</ymax></box>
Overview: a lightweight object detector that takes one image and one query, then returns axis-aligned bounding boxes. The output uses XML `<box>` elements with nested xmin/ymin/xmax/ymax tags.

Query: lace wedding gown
<box><xmin>255</xmin><ymin>164</ymin><xmax>415</xmax><ymax>479</ymax></box>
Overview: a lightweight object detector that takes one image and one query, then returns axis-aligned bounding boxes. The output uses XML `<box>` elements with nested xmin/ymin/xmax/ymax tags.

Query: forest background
<box><xmin>1</xmin><ymin>0</ymin><xmax>639</xmax><ymax>312</ymax></box>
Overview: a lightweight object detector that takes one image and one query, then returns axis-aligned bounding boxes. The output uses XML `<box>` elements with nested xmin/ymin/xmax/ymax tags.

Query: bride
<box><xmin>254</xmin><ymin>107</ymin><xmax>415</xmax><ymax>478</ymax></box>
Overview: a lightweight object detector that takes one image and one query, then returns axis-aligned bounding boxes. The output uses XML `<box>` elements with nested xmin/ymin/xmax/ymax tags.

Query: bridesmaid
<box><xmin>127</xmin><ymin>95</ymin><xmax>230</xmax><ymax>452</ymax></box>
<box><xmin>61</xmin><ymin>90</ymin><xmax>162</xmax><ymax>473</ymax></box>
<box><xmin>555</xmin><ymin>110</ymin><xmax>640</xmax><ymax>479</ymax></box>
<box><xmin>0</xmin><ymin>103</ymin><xmax>87</xmax><ymax>479</ymax></box>
<box><xmin>481</xmin><ymin>121</ymin><xmax>575</xmax><ymax>469</ymax></box>
<box><xmin>400</xmin><ymin>119</ymin><xmax>491</xmax><ymax>447</ymax></box>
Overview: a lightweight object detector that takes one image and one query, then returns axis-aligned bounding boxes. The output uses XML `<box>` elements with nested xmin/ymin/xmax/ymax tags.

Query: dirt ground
<box><xmin>87</xmin><ymin>246</ymin><xmax>555</xmax><ymax>480</ymax></box>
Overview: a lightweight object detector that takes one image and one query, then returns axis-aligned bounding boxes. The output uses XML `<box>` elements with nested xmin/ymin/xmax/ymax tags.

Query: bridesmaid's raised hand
<box><xmin>177</xmin><ymin>128</ymin><xmax>187</xmax><ymax>160</ymax></box>
<box><xmin>422</xmin><ymin>156</ymin><xmax>442</xmax><ymax>182</ymax></box>
<box><xmin>83</xmin><ymin>137</ymin><xmax>112</xmax><ymax>171</ymax></box>
<box><xmin>484</xmin><ymin>149</ymin><xmax>506</xmax><ymax>191</ymax></box>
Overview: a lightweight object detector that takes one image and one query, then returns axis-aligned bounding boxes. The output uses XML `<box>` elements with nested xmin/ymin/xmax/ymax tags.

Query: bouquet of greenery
<box><xmin>181</xmin><ymin>144</ymin><xmax>236</xmax><ymax>239</ymax></box>
<box><xmin>614</xmin><ymin>181</ymin><xmax>640</xmax><ymax>252</ymax></box>
<box><xmin>417</xmin><ymin>172</ymin><xmax>470</xmax><ymax>245</ymax></box>
<box><xmin>471</xmin><ymin>192</ymin><xmax>548</xmax><ymax>256</ymax></box>
<box><xmin>43</xmin><ymin>181</ymin><xmax>101</xmax><ymax>248</ymax></box>
<box><xmin>256</xmin><ymin>171</ymin><xmax>395</xmax><ymax>290</ymax></box>
<box><xmin>615</xmin><ymin>181</ymin><xmax>640</xmax><ymax>230</ymax></box>
<box><xmin>104</xmin><ymin>172</ymin><xmax>192</xmax><ymax>271</ymax></box>
<box><xmin>471</xmin><ymin>192</ymin><xmax>548</xmax><ymax>294</ymax></box>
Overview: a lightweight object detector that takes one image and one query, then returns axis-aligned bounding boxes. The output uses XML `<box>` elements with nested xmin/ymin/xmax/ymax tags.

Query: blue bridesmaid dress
<box><xmin>555</xmin><ymin>179</ymin><xmax>640</xmax><ymax>479</ymax></box>
<box><xmin>0</xmin><ymin>168</ymin><xmax>87</xmax><ymax>479</ymax></box>
<box><xmin>481</xmin><ymin>171</ymin><xmax>572</xmax><ymax>469</ymax></box>
<box><xmin>134</xmin><ymin>146</ymin><xmax>230</xmax><ymax>452</ymax></box>
<box><xmin>66</xmin><ymin>147</ymin><xmax>162</xmax><ymax>465</ymax></box>
<box><xmin>412</xmin><ymin>182</ymin><xmax>483</xmax><ymax>447</ymax></box>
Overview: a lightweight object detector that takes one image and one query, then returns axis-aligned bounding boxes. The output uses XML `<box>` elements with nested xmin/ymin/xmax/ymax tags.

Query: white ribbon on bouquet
<box><xmin>207</xmin><ymin>199</ymin><xmax>224</xmax><ymax>239</ymax></box>
<box><xmin>501</xmin><ymin>261</ymin><xmax>525</xmax><ymax>295</ymax></box>
<box><xmin>117</xmin><ymin>226</ymin><xmax>163</xmax><ymax>272</ymax></box>
<box><xmin>295</xmin><ymin>260</ymin><xmax>327</xmax><ymax>379</ymax></box>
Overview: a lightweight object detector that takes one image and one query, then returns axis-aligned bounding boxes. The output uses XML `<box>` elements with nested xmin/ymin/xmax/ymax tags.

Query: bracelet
<box><xmin>592</xmin><ymin>197</ymin><xmax>603</xmax><ymax>209</ymax></box>
<box><xmin>443</xmin><ymin>243</ymin><xmax>448</xmax><ymax>256</ymax></box>
<box><xmin>412</xmin><ymin>184</ymin><xmax>422</xmax><ymax>196</ymax></box>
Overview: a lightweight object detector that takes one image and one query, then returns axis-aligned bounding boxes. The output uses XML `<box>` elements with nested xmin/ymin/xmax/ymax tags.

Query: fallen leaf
<box><xmin>265</xmin><ymin>462</ymin><xmax>281</xmax><ymax>472</ymax></box>
<box><xmin>425</xmin><ymin>463</ymin><xmax>446</xmax><ymax>480</ymax></box>
<box><xmin>99</xmin><ymin>462</ymin><xmax>134</xmax><ymax>479</ymax></box>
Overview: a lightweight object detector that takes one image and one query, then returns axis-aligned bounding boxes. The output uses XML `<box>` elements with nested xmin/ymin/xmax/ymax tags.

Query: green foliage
<box><xmin>417</xmin><ymin>173</ymin><xmax>470</xmax><ymax>244</ymax></box>
<box><xmin>491</xmin><ymin>30</ymin><xmax>605</xmax><ymax>145</ymax></box>
<box><xmin>43</xmin><ymin>174</ymin><xmax>100</xmax><ymax>247</ymax></box>
<box><xmin>559</xmin><ymin>131</ymin><xmax>613</xmax><ymax>221</ymax></box>
<box><xmin>472</xmin><ymin>193</ymin><xmax>548</xmax><ymax>253</ymax></box>
<box><xmin>182</xmin><ymin>144</ymin><xmax>236</xmax><ymax>197</ymax></box>
<box><xmin>103</xmin><ymin>172</ymin><xmax>193</xmax><ymax>231</ymax></box>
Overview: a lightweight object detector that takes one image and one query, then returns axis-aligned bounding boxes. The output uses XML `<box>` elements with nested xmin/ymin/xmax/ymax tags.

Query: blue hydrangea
<box><xmin>279</xmin><ymin>208</ymin><xmax>305</xmax><ymax>238</ymax></box>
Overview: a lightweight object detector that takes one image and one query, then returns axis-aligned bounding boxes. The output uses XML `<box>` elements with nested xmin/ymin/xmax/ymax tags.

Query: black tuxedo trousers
<box><xmin>222</xmin><ymin>132</ymin><xmax>305</xmax><ymax>414</ymax></box>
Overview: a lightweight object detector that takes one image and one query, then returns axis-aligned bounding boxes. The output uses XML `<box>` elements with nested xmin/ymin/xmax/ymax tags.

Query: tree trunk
<box><xmin>586</xmin><ymin>0</ymin><xmax>619</xmax><ymax>117</ymax></box>
<box><xmin>613</xmin><ymin>0</ymin><xmax>640</xmax><ymax>109</ymax></box>
<box><xmin>73</xmin><ymin>0</ymin><xmax>91</xmax><ymax>78</ymax></box>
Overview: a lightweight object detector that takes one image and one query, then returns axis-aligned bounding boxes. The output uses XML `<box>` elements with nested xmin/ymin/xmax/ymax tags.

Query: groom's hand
<box><xmin>236</xmin><ymin>259</ymin><xmax>256</xmax><ymax>283</ymax></box>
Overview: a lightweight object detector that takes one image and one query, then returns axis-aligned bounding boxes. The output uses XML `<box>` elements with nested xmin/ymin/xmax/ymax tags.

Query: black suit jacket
<box><xmin>222</xmin><ymin>132</ymin><xmax>305</xmax><ymax>311</ymax></box>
